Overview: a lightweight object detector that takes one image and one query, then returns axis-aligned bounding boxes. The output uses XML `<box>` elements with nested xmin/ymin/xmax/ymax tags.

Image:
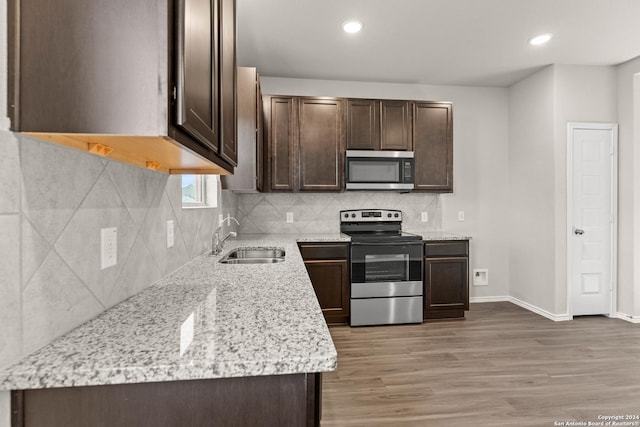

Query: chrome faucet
<box><xmin>212</xmin><ymin>215</ymin><xmax>240</xmax><ymax>255</ymax></box>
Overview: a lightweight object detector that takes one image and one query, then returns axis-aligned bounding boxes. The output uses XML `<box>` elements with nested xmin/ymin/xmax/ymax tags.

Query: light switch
<box><xmin>458</xmin><ymin>211</ymin><xmax>465</xmax><ymax>222</ymax></box>
<box><xmin>286</xmin><ymin>212</ymin><xmax>294</xmax><ymax>223</ymax></box>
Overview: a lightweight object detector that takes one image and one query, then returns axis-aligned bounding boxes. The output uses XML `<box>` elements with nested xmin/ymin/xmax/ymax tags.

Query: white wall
<box><xmin>508</xmin><ymin>65</ymin><xmax>618</xmax><ymax>316</ymax></box>
<box><xmin>508</xmin><ymin>66</ymin><xmax>557</xmax><ymax>313</ymax></box>
<box><xmin>261</xmin><ymin>77</ymin><xmax>511</xmax><ymax>299</ymax></box>
<box><xmin>617</xmin><ymin>56</ymin><xmax>640</xmax><ymax>318</ymax></box>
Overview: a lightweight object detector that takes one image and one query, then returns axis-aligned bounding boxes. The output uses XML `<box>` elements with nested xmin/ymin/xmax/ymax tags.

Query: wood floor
<box><xmin>321</xmin><ymin>302</ymin><xmax>640</xmax><ymax>427</ymax></box>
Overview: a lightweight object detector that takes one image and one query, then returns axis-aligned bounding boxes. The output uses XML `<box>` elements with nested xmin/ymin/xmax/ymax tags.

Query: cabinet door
<box><xmin>264</xmin><ymin>96</ymin><xmax>296</xmax><ymax>191</ymax></box>
<box><xmin>219</xmin><ymin>0</ymin><xmax>237</xmax><ymax>166</ymax></box>
<box><xmin>304</xmin><ymin>260</ymin><xmax>350</xmax><ymax>325</ymax></box>
<box><xmin>424</xmin><ymin>257</ymin><xmax>469</xmax><ymax>318</ymax></box>
<box><xmin>413</xmin><ymin>102</ymin><xmax>453</xmax><ymax>192</ymax></box>
<box><xmin>175</xmin><ymin>0</ymin><xmax>219</xmax><ymax>152</ymax></box>
<box><xmin>298</xmin><ymin>97</ymin><xmax>345</xmax><ymax>191</ymax></box>
<box><xmin>346</xmin><ymin>99</ymin><xmax>379</xmax><ymax>150</ymax></box>
<box><xmin>380</xmin><ymin>100</ymin><xmax>412</xmax><ymax>151</ymax></box>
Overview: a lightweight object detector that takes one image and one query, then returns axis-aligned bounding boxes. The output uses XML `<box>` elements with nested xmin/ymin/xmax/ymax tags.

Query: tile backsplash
<box><xmin>0</xmin><ymin>131</ymin><xmax>237</xmax><ymax>369</ymax></box>
<box><xmin>237</xmin><ymin>191</ymin><xmax>441</xmax><ymax>234</ymax></box>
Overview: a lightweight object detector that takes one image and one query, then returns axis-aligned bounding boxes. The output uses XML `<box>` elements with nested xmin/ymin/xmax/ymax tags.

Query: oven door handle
<box><xmin>350</xmin><ymin>241</ymin><xmax>423</xmax><ymax>246</ymax></box>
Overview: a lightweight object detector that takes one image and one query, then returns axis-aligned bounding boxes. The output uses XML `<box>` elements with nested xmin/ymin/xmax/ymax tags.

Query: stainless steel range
<box><xmin>340</xmin><ymin>209</ymin><xmax>423</xmax><ymax>326</ymax></box>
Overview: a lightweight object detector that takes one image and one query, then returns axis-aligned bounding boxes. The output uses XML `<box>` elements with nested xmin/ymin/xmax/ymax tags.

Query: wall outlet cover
<box><xmin>286</xmin><ymin>212</ymin><xmax>294</xmax><ymax>223</ymax></box>
<box><xmin>101</xmin><ymin>227</ymin><xmax>117</xmax><ymax>270</ymax></box>
<box><xmin>167</xmin><ymin>220</ymin><xmax>175</xmax><ymax>248</ymax></box>
<box><xmin>421</xmin><ymin>211</ymin><xmax>429</xmax><ymax>222</ymax></box>
<box><xmin>458</xmin><ymin>211</ymin><xmax>465</xmax><ymax>222</ymax></box>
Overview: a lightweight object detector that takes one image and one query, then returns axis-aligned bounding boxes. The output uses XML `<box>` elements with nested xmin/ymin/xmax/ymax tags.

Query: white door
<box><xmin>568</xmin><ymin>123</ymin><xmax>617</xmax><ymax>316</ymax></box>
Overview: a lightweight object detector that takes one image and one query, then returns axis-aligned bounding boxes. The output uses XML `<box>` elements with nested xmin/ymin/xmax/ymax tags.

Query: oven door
<box><xmin>351</xmin><ymin>241</ymin><xmax>423</xmax><ymax>290</ymax></box>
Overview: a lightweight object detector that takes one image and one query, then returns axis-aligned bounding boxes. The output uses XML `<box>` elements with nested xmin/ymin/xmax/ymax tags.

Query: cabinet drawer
<box><xmin>298</xmin><ymin>243</ymin><xmax>349</xmax><ymax>260</ymax></box>
<box><xmin>424</xmin><ymin>241</ymin><xmax>468</xmax><ymax>258</ymax></box>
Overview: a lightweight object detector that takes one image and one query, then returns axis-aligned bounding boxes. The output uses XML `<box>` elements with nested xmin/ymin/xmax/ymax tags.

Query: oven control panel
<box><xmin>340</xmin><ymin>209</ymin><xmax>402</xmax><ymax>222</ymax></box>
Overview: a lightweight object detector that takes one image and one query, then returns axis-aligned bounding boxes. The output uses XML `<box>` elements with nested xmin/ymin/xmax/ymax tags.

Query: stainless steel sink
<box><xmin>218</xmin><ymin>247</ymin><xmax>286</xmax><ymax>264</ymax></box>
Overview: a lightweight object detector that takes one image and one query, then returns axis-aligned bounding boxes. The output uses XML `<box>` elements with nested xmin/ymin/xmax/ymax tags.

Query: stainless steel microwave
<box><xmin>345</xmin><ymin>150</ymin><xmax>415</xmax><ymax>191</ymax></box>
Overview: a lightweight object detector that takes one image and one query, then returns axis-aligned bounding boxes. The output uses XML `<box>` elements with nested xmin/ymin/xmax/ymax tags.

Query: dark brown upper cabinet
<box><xmin>346</xmin><ymin>99</ymin><xmax>380</xmax><ymax>150</ymax></box>
<box><xmin>218</xmin><ymin>0</ymin><xmax>238</xmax><ymax>166</ymax></box>
<box><xmin>7</xmin><ymin>0</ymin><xmax>236</xmax><ymax>174</ymax></box>
<box><xmin>263</xmin><ymin>96</ymin><xmax>297</xmax><ymax>191</ymax></box>
<box><xmin>380</xmin><ymin>100</ymin><xmax>413</xmax><ymax>150</ymax></box>
<box><xmin>346</xmin><ymin>99</ymin><xmax>412</xmax><ymax>151</ymax></box>
<box><xmin>263</xmin><ymin>96</ymin><xmax>344</xmax><ymax>192</ymax></box>
<box><xmin>298</xmin><ymin>98</ymin><xmax>345</xmax><ymax>191</ymax></box>
<box><xmin>175</xmin><ymin>0</ymin><xmax>219</xmax><ymax>153</ymax></box>
<box><xmin>413</xmin><ymin>102</ymin><xmax>453</xmax><ymax>192</ymax></box>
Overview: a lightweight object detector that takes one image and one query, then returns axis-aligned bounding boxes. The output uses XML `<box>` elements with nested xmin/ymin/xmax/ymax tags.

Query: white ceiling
<box><xmin>237</xmin><ymin>0</ymin><xmax>640</xmax><ymax>87</ymax></box>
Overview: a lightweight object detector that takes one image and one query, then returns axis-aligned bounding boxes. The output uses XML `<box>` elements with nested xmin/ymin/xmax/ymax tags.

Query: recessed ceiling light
<box><xmin>342</xmin><ymin>20</ymin><xmax>363</xmax><ymax>34</ymax></box>
<box><xmin>529</xmin><ymin>33</ymin><xmax>553</xmax><ymax>46</ymax></box>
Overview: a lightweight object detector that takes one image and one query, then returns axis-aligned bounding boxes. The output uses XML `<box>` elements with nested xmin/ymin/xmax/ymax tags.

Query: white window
<box><xmin>182</xmin><ymin>175</ymin><xmax>218</xmax><ymax>208</ymax></box>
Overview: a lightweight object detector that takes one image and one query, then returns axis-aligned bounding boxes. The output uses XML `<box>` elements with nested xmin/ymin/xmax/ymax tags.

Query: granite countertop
<box><xmin>0</xmin><ymin>231</ymin><xmax>467</xmax><ymax>391</ymax></box>
<box><xmin>0</xmin><ymin>233</ymin><xmax>348</xmax><ymax>391</ymax></box>
<box><xmin>407</xmin><ymin>231</ymin><xmax>472</xmax><ymax>241</ymax></box>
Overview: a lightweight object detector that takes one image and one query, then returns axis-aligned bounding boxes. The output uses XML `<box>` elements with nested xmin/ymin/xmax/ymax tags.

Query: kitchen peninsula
<box><xmin>1</xmin><ymin>235</ymin><xmax>345</xmax><ymax>427</ymax></box>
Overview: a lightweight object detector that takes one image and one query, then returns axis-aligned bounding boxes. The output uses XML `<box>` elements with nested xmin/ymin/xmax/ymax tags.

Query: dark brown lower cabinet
<box><xmin>11</xmin><ymin>373</ymin><xmax>322</xmax><ymax>427</ymax></box>
<box><xmin>298</xmin><ymin>242</ymin><xmax>350</xmax><ymax>325</ymax></box>
<box><xmin>424</xmin><ymin>240</ymin><xmax>469</xmax><ymax>320</ymax></box>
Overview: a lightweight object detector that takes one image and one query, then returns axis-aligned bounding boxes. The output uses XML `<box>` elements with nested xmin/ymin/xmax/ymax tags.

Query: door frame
<box><xmin>566</xmin><ymin>122</ymin><xmax>618</xmax><ymax>318</ymax></box>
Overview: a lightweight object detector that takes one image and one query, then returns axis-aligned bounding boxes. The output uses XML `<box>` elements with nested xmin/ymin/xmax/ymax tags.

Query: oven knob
<box><xmin>344</xmin><ymin>213</ymin><xmax>348</xmax><ymax>218</ymax></box>
<box><xmin>394</xmin><ymin>213</ymin><xmax>399</xmax><ymax>218</ymax></box>
<box><xmin>387</xmin><ymin>213</ymin><xmax>392</xmax><ymax>218</ymax></box>
<box><xmin>351</xmin><ymin>213</ymin><xmax>356</xmax><ymax>218</ymax></box>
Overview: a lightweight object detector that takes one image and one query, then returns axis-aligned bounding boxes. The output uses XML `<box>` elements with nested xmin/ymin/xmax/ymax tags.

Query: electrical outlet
<box><xmin>458</xmin><ymin>211</ymin><xmax>465</xmax><ymax>222</ymax></box>
<box><xmin>167</xmin><ymin>220</ymin><xmax>175</xmax><ymax>248</ymax></box>
<box><xmin>218</xmin><ymin>213</ymin><xmax>224</xmax><ymax>227</ymax></box>
<box><xmin>421</xmin><ymin>211</ymin><xmax>429</xmax><ymax>222</ymax></box>
<box><xmin>101</xmin><ymin>227</ymin><xmax>117</xmax><ymax>270</ymax></box>
<box><xmin>286</xmin><ymin>212</ymin><xmax>294</xmax><ymax>223</ymax></box>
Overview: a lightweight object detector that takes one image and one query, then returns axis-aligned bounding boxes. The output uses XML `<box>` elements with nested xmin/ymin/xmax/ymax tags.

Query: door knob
<box><xmin>574</xmin><ymin>228</ymin><xmax>585</xmax><ymax>235</ymax></box>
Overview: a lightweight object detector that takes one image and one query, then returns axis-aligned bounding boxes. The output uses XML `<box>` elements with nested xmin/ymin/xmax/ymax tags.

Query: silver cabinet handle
<box><xmin>574</xmin><ymin>228</ymin><xmax>585</xmax><ymax>235</ymax></box>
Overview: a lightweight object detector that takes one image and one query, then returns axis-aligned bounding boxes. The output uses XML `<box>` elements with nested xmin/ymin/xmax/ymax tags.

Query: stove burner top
<box><xmin>340</xmin><ymin>209</ymin><xmax>421</xmax><ymax>243</ymax></box>
<box><xmin>344</xmin><ymin>230</ymin><xmax>422</xmax><ymax>243</ymax></box>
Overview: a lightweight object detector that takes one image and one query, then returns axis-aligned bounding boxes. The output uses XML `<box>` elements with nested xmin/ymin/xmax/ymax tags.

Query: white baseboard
<box><xmin>470</xmin><ymin>296</ymin><xmax>510</xmax><ymax>303</ymax></box>
<box><xmin>614</xmin><ymin>312</ymin><xmax>640</xmax><ymax>324</ymax></box>
<box><xmin>508</xmin><ymin>297</ymin><xmax>572</xmax><ymax>321</ymax></box>
<box><xmin>470</xmin><ymin>296</ymin><xmax>572</xmax><ymax>321</ymax></box>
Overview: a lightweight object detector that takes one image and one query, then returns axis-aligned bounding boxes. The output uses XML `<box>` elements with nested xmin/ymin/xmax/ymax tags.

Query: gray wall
<box><xmin>508</xmin><ymin>66</ymin><xmax>557</xmax><ymax>313</ymax></box>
